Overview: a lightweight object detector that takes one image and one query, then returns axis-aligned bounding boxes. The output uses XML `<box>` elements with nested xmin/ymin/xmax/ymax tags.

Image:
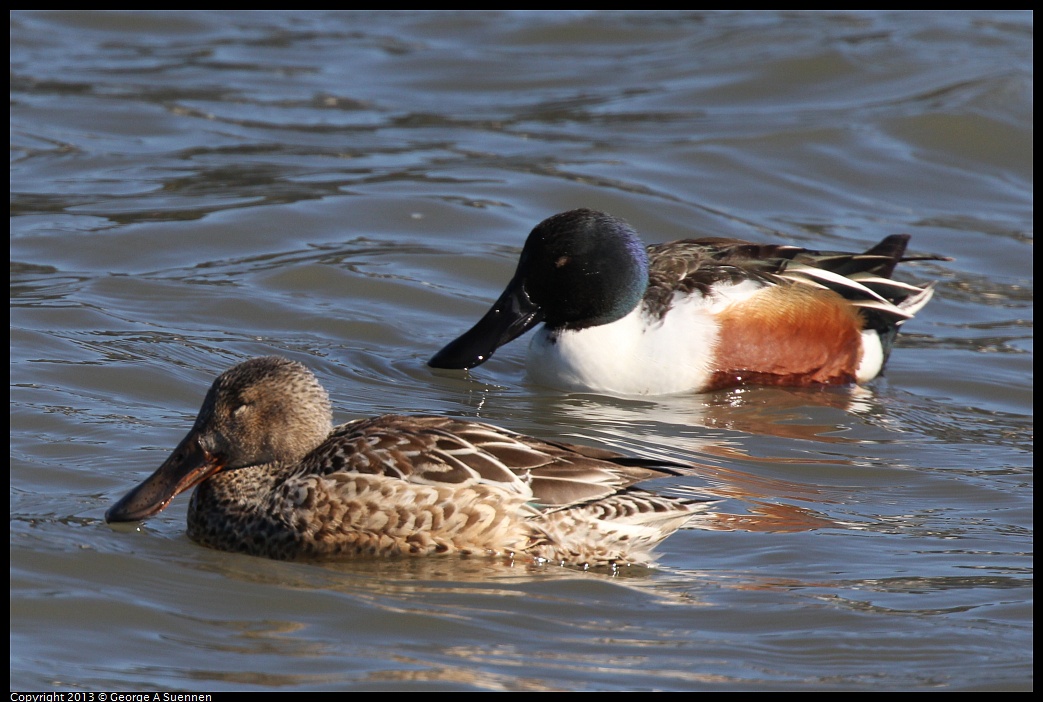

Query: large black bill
<box><xmin>429</xmin><ymin>277</ymin><xmax>544</xmax><ymax>370</ymax></box>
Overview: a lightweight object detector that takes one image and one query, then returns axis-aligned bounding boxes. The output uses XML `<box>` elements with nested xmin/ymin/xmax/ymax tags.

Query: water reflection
<box><xmin>10</xmin><ymin>8</ymin><xmax>1032</xmax><ymax>691</ymax></box>
<box><xmin>417</xmin><ymin>377</ymin><xmax>917</xmax><ymax>536</ymax></box>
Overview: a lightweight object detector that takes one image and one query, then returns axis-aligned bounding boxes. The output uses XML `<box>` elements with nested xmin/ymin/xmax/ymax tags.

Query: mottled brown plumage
<box><xmin>106</xmin><ymin>357</ymin><xmax>712</xmax><ymax>566</ymax></box>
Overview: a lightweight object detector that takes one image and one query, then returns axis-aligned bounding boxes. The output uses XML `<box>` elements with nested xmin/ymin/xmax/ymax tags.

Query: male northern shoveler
<box><xmin>429</xmin><ymin>209</ymin><xmax>947</xmax><ymax>395</ymax></box>
<box><xmin>105</xmin><ymin>356</ymin><xmax>712</xmax><ymax>566</ymax></box>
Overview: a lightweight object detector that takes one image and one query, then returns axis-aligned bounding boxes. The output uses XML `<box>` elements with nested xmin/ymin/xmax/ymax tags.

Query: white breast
<box><xmin>526</xmin><ymin>294</ymin><xmax>723</xmax><ymax>396</ymax></box>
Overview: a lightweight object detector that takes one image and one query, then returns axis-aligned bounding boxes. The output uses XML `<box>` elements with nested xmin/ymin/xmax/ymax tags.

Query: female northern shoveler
<box><xmin>106</xmin><ymin>356</ymin><xmax>712</xmax><ymax>566</ymax></box>
<box><xmin>429</xmin><ymin>209</ymin><xmax>947</xmax><ymax>396</ymax></box>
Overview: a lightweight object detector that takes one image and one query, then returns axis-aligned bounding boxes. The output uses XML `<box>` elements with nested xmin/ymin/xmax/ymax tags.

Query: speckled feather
<box><xmin>108</xmin><ymin>357</ymin><xmax>711</xmax><ymax>566</ymax></box>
